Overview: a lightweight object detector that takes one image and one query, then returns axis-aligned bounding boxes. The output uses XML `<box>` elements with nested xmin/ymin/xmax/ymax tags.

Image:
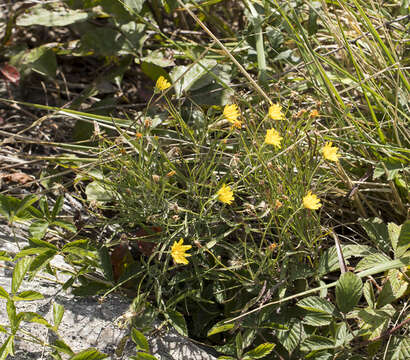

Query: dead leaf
<box><xmin>1</xmin><ymin>172</ymin><xmax>34</xmax><ymax>185</ymax></box>
<box><xmin>0</xmin><ymin>63</ymin><xmax>20</xmax><ymax>84</ymax></box>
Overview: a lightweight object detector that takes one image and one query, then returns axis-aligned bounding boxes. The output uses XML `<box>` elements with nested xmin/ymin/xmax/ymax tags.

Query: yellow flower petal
<box><xmin>223</xmin><ymin>104</ymin><xmax>242</xmax><ymax>128</ymax></box>
<box><xmin>303</xmin><ymin>191</ymin><xmax>322</xmax><ymax>210</ymax></box>
<box><xmin>155</xmin><ymin>76</ymin><xmax>171</xmax><ymax>92</ymax></box>
<box><xmin>268</xmin><ymin>103</ymin><xmax>285</xmax><ymax>120</ymax></box>
<box><xmin>264</xmin><ymin>128</ymin><xmax>283</xmax><ymax>148</ymax></box>
<box><xmin>217</xmin><ymin>184</ymin><xmax>234</xmax><ymax>205</ymax></box>
<box><xmin>321</xmin><ymin>142</ymin><xmax>340</xmax><ymax>162</ymax></box>
<box><xmin>171</xmin><ymin>238</ymin><xmax>192</xmax><ymax>265</ymax></box>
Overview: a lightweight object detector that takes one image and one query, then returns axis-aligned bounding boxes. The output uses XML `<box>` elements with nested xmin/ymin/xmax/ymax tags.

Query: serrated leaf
<box><xmin>52</xmin><ymin>220</ymin><xmax>77</xmax><ymax>233</ymax></box>
<box><xmin>51</xmin><ymin>195</ymin><xmax>64</xmax><ymax>221</ymax></box>
<box><xmin>359</xmin><ymin>218</ymin><xmax>390</xmax><ymax>253</ymax></box>
<box><xmin>376</xmin><ymin>270</ymin><xmax>408</xmax><ymax>308</ymax></box>
<box><xmin>356</xmin><ymin>253</ymin><xmax>391</xmax><ymax>272</ymax></box>
<box><xmin>302</xmin><ymin>312</ymin><xmax>333</xmax><ymax>326</ymax></box>
<box><xmin>207</xmin><ymin>321</ymin><xmax>235</xmax><ymax>336</ymax></box>
<box><xmin>396</xmin><ymin>220</ymin><xmax>410</xmax><ymax>258</ymax></box>
<box><xmin>243</xmin><ymin>343</ymin><xmax>275</xmax><ymax>359</ymax></box>
<box><xmin>13</xmin><ymin>290</ymin><xmax>44</xmax><ymax>301</ymax></box>
<box><xmin>21</xmin><ymin>312</ymin><xmax>52</xmax><ymax>328</ymax></box>
<box><xmin>388</xmin><ymin>222</ymin><xmax>401</xmax><ymax>253</ymax></box>
<box><xmin>6</xmin><ymin>300</ymin><xmax>17</xmax><ymax>332</ymax></box>
<box><xmin>52</xmin><ymin>339</ymin><xmax>74</xmax><ymax>356</ymax></box>
<box><xmin>131</xmin><ymin>328</ymin><xmax>149</xmax><ymax>352</ymax></box>
<box><xmin>17</xmin><ymin>3</ymin><xmax>92</xmax><ymax>27</ymax></box>
<box><xmin>166</xmin><ymin>309</ymin><xmax>187</xmax><ymax>337</ymax></box>
<box><xmin>131</xmin><ymin>353</ymin><xmax>158</xmax><ymax>360</ymax></box>
<box><xmin>300</xmin><ymin>335</ymin><xmax>335</xmax><ymax>352</ymax></box>
<box><xmin>297</xmin><ymin>296</ymin><xmax>337</xmax><ymax>315</ymax></box>
<box><xmin>28</xmin><ymin>249</ymin><xmax>57</xmax><ymax>278</ymax></box>
<box><xmin>336</xmin><ymin>272</ymin><xmax>363</xmax><ymax>313</ymax></box>
<box><xmin>53</xmin><ymin>303</ymin><xmax>65</xmax><ymax>330</ymax></box>
<box><xmin>386</xmin><ymin>337</ymin><xmax>410</xmax><ymax>360</ymax></box>
<box><xmin>68</xmin><ymin>348</ymin><xmax>108</xmax><ymax>360</ymax></box>
<box><xmin>276</xmin><ymin>320</ymin><xmax>306</xmax><ymax>353</ymax></box>
<box><xmin>12</xmin><ymin>257</ymin><xmax>33</xmax><ymax>294</ymax></box>
<box><xmin>363</xmin><ymin>281</ymin><xmax>375</xmax><ymax>308</ymax></box>
<box><xmin>358</xmin><ymin>306</ymin><xmax>394</xmax><ymax>340</ymax></box>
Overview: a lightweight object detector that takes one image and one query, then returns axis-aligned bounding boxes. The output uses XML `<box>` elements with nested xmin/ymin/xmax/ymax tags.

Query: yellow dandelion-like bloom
<box><xmin>264</xmin><ymin>128</ymin><xmax>283</xmax><ymax>148</ymax></box>
<box><xmin>303</xmin><ymin>191</ymin><xmax>322</xmax><ymax>210</ymax></box>
<box><xmin>171</xmin><ymin>238</ymin><xmax>192</xmax><ymax>265</ymax></box>
<box><xmin>217</xmin><ymin>184</ymin><xmax>234</xmax><ymax>205</ymax></box>
<box><xmin>155</xmin><ymin>76</ymin><xmax>171</xmax><ymax>92</ymax></box>
<box><xmin>223</xmin><ymin>104</ymin><xmax>242</xmax><ymax>128</ymax></box>
<box><xmin>309</xmin><ymin>109</ymin><xmax>319</xmax><ymax>118</ymax></box>
<box><xmin>321</xmin><ymin>142</ymin><xmax>341</xmax><ymax>162</ymax></box>
<box><xmin>268</xmin><ymin>103</ymin><xmax>285</xmax><ymax>120</ymax></box>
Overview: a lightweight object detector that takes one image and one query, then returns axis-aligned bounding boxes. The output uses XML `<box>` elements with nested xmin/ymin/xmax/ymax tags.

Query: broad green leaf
<box><xmin>17</xmin><ymin>3</ymin><xmax>92</xmax><ymax>26</ymax></box>
<box><xmin>296</xmin><ymin>296</ymin><xmax>337</xmax><ymax>315</ymax></box>
<box><xmin>388</xmin><ymin>222</ymin><xmax>401</xmax><ymax>253</ymax></box>
<box><xmin>300</xmin><ymin>335</ymin><xmax>335</xmax><ymax>352</ymax></box>
<box><xmin>121</xmin><ymin>0</ymin><xmax>147</xmax><ymax>14</ymax></box>
<box><xmin>0</xmin><ymin>286</ymin><xmax>9</xmax><ymax>300</ymax></box>
<box><xmin>29</xmin><ymin>220</ymin><xmax>50</xmax><ymax>240</ymax></box>
<box><xmin>356</xmin><ymin>253</ymin><xmax>391</xmax><ymax>272</ymax></box>
<box><xmin>363</xmin><ymin>281</ymin><xmax>376</xmax><ymax>308</ymax></box>
<box><xmin>52</xmin><ymin>339</ymin><xmax>74</xmax><ymax>356</ymax></box>
<box><xmin>302</xmin><ymin>312</ymin><xmax>333</xmax><ymax>326</ymax></box>
<box><xmin>68</xmin><ymin>348</ymin><xmax>108</xmax><ymax>360</ymax></box>
<box><xmin>131</xmin><ymin>328</ymin><xmax>149</xmax><ymax>352</ymax></box>
<box><xmin>28</xmin><ymin>249</ymin><xmax>58</xmax><ymax>278</ymax></box>
<box><xmin>51</xmin><ymin>220</ymin><xmax>77</xmax><ymax>233</ymax></box>
<box><xmin>243</xmin><ymin>343</ymin><xmax>275</xmax><ymax>359</ymax></box>
<box><xmin>386</xmin><ymin>337</ymin><xmax>410</xmax><ymax>360</ymax></box>
<box><xmin>170</xmin><ymin>59</ymin><xmax>217</xmax><ymax>98</ymax></box>
<box><xmin>98</xmin><ymin>246</ymin><xmax>114</xmax><ymax>282</ymax></box>
<box><xmin>0</xmin><ymin>251</ymin><xmax>12</xmax><ymax>262</ymax></box>
<box><xmin>376</xmin><ymin>270</ymin><xmax>408</xmax><ymax>308</ymax></box>
<box><xmin>21</xmin><ymin>312</ymin><xmax>52</xmax><ymax>328</ymax></box>
<box><xmin>62</xmin><ymin>247</ymin><xmax>97</xmax><ymax>260</ymax></box>
<box><xmin>16</xmin><ymin>195</ymin><xmax>39</xmax><ymax>216</ymax></box>
<box><xmin>13</xmin><ymin>290</ymin><xmax>44</xmax><ymax>301</ymax></box>
<box><xmin>359</xmin><ymin>218</ymin><xmax>390</xmax><ymax>253</ymax></box>
<box><xmin>207</xmin><ymin>321</ymin><xmax>235</xmax><ymax>336</ymax></box>
<box><xmin>53</xmin><ymin>303</ymin><xmax>65</xmax><ymax>330</ymax></box>
<box><xmin>336</xmin><ymin>272</ymin><xmax>363</xmax><ymax>313</ymax></box>
<box><xmin>12</xmin><ymin>257</ymin><xmax>33</xmax><ymax>294</ymax></box>
<box><xmin>14</xmin><ymin>246</ymin><xmax>55</xmax><ymax>259</ymax></box>
<box><xmin>166</xmin><ymin>309</ymin><xmax>187</xmax><ymax>337</ymax></box>
<box><xmin>396</xmin><ymin>220</ymin><xmax>410</xmax><ymax>258</ymax></box>
<box><xmin>22</xmin><ymin>46</ymin><xmax>57</xmax><ymax>78</ymax></box>
<box><xmin>276</xmin><ymin>320</ymin><xmax>306</xmax><ymax>354</ymax></box>
<box><xmin>28</xmin><ymin>237</ymin><xmax>59</xmax><ymax>250</ymax></box>
<box><xmin>72</xmin><ymin>281</ymin><xmax>111</xmax><ymax>297</ymax></box>
<box><xmin>235</xmin><ymin>332</ymin><xmax>243</xmax><ymax>358</ymax></box>
<box><xmin>86</xmin><ymin>181</ymin><xmax>115</xmax><ymax>202</ymax></box>
<box><xmin>358</xmin><ymin>305</ymin><xmax>394</xmax><ymax>340</ymax></box>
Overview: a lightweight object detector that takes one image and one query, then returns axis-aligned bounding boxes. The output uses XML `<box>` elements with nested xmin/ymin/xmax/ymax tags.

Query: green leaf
<box><xmin>300</xmin><ymin>335</ymin><xmax>335</xmax><ymax>352</ymax></box>
<box><xmin>17</xmin><ymin>3</ymin><xmax>92</xmax><ymax>26</ymax></box>
<box><xmin>69</xmin><ymin>348</ymin><xmax>108</xmax><ymax>360</ymax></box>
<box><xmin>396</xmin><ymin>220</ymin><xmax>410</xmax><ymax>258</ymax></box>
<box><xmin>86</xmin><ymin>181</ymin><xmax>115</xmax><ymax>202</ymax></box>
<box><xmin>0</xmin><ymin>335</ymin><xmax>14</xmax><ymax>360</ymax></box>
<box><xmin>0</xmin><ymin>251</ymin><xmax>12</xmax><ymax>262</ymax></box>
<box><xmin>302</xmin><ymin>312</ymin><xmax>333</xmax><ymax>327</ymax></box>
<box><xmin>276</xmin><ymin>320</ymin><xmax>306</xmax><ymax>354</ymax></box>
<box><xmin>388</xmin><ymin>222</ymin><xmax>401</xmax><ymax>253</ymax></box>
<box><xmin>29</xmin><ymin>220</ymin><xmax>50</xmax><ymax>240</ymax></box>
<box><xmin>356</xmin><ymin>253</ymin><xmax>392</xmax><ymax>272</ymax></box>
<box><xmin>12</xmin><ymin>257</ymin><xmax>33</xmax><ymax>294</ymax></box>
<box><xmin>170</xmin><ymin>59</ymin><xmax>217</xmax><ymax>98</ymax></box>
<box><xmin>131</xmin><ymin>328</ymin><xmax>149</xmax><ymax>352</ymax></box>
<box><xmin>363</xmin><ymin>281</ymin><xmax>376</xmax><ymax>308</ymax></box>
<box><xmin>376</xmin><ymin>270</ymin><xmax>409</xmax><ymax>308</ymax></box>
<box><xmin>0</xmin><ymin>286</ymin><xmax>9</xmax><ymax>300</ymax></box>
<box><xmin>121</xmin><ymin>0</ymin><xmax>147</xmax><ymax>14</ymax></box>
<box><xmin>21</xmin><ymin>312</ymin><xmax>52</xmax><ymax>328</ymax></box>
<box><xmin>6</xmin><ymin>300</ymin><xmax>17</xmax><ymax>332</ymax></box>
<box><xmin>53</xmin><ymin>303</ymin><xmax>65</xmax><ymax>330</ymax></box>
<box><xmin>166</xmin><ymin>309</ymin><xmax>187</xmax><ymax>337</ymax></box>
<box><xmin>52</xmin><ymin>339</ymin><xmax>74</xmax><ymax>356</ymax></box>
<box><xmin>51</xmin><ymin>195</ymin><xmax>64</xmax><ymax>221</ymax></box>
<box><xmin>386</xmin><ymin>337</ymin><xmax>410</xmax><ymax>360</ymax></box>
<box><xmin>13</xmin><ymin>290</ymin><xmax>44</xmax><ymax>301</ymax></box>
<box><xmin>336</xmin><ymin>272</ymin><xmax>363</xmax><ymax>313</ymax></box>
<box><xmin>28</xmin><ymin>237</ymin><xmax>59</xmax><ymax>250</ymax></box>
<box><xmin>52</xmin><ymin>220</ymin><xmax>77</xmax><ymax>233</ymax></box>
<box><xmin>130</xmin><ymin>352</ymin><xmax>157</xmax><ymax>360</ymax></box>
<box><xmin>359</xmin><ymin>218</ymin><xmax>390</xmax><ymax>253</ymax></box>
<box><xmin>98</xmin><ymin>246</ymin><xmax>114</xmax><ymax>282</ymax></box>
<box><xmin>207</xmin><ymin>321</ymin><xmax>235</xmax><ymax>336</ymax></box>
<box><xmin>243</xmin><ymin>343</ymin><xmax>275</xmax><ymax>359</ymax></box>
<box><xmin>22</xmin><ymin>46</ymin><xmax>57</xmax><ymax>78</ymax></box>
<box><xmin>358</xmin><ymin>305</ymin><xmax>394</xmax><ymax>340</ymax></box>
<box><xmin>16</xmin><ymin>195</ymin><xmax>39</xmax><ymax>216</ymax></box>
<box><xmin>28</xmin><ymin>249</ymin><xmax>58</xmax><ymax>278</ymax></box>
<box><xmin>297</xmin><ymin>296</ymin><xmax>337</xmax><ymax>315</ymax></box>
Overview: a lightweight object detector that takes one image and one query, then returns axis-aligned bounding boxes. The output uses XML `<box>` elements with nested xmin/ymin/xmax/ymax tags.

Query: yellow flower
<box><xmin>217</xmin><ymin>184</ymin><xmax>234</xmax><ymax>205</ymax></box>
<box><xmin>321</xmin><ymin>142</ymin><xmax>341</xmax><ymax>162</ymax></box>
<box><xmin>303</xmin><ymin>191</ymin><xmax>322</xmax><ymax>210</ymax></box>
<box><xmin>268</xmin><ymin>103</ymin><xmax>285</xmax><ymax>120</ymax></box>
<box><xmin>264</xmin><ymin>128</ymin><xmax>283</xmax><ymax>148</ymax></box>
<box><xmin>155</xmin><ymin>76</ymin><xmax>171</xmax><ymax>92</ymax></box>
<box><xmin>309</xmin><ymin>109</ymin><xmax>319</xmax><ymax>118</ymax></box>
<box><xmin>223</xmin><ymin>104</ymin><xmax>242</xmax><ymax>128</ymax></box>
<box><xmin>171</xmin><ymin>238</ymin><xmax>192</xmax><ymax>265</ymax></box>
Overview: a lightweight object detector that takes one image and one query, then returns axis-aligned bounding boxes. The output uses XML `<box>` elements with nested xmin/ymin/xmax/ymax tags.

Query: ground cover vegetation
<box><xmin>0</xmin><ymin>0</ymin><xmax>409</xmax><ymax>359</ymax></box>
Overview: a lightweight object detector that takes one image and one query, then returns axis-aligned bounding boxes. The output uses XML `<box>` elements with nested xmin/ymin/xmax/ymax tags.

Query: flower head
<box><xmin>217</xmin><ymin>184</ymin><xmax>234</xmax><ymax>205</ymax></box>
<box><xmin>264</xmin><ymin>128</ymin><xmax>283</xmax><ymax>148</ymax></box>
<box><xmin>321</xmin><ymin>142</ymin><xmax>340</xmax><ymax>162</ymax></box>
<box><xmin>309</xmin><ymin>109</ymin><xmax>319</xmax><ymax>118</ymax></box>
<box><xmin>155</xmin><ymin>76</ymin><xmax>171</xmax><ymax>92</ymax></box>
<box><xmin>171</xmin><ymin>238</ymin><xmax>192</xmax><ymax>265</ymax></box>
<box><xmin>268</xmin><ymin>103</ymin><xmax>285</xmax><ymax>120</ymax></box>
<box><xmin>223</xmin><ymin>104</ymin><xmax>242</xmax><ymax>128</ymax></box>
<box><xmin>303</xmin><ymin>191</ymin><xmax>322</xmax><ymax>210</ymax></box>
